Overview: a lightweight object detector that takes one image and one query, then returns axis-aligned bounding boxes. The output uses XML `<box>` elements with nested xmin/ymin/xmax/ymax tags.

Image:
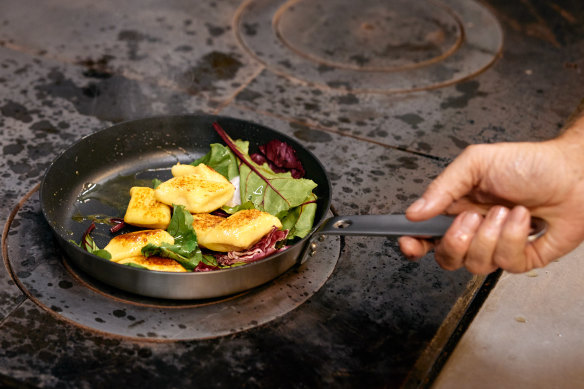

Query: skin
<box><xmin>398</xmin><ymin>117</ymin><xmax>584</xmax><ymax>274</ymax></box>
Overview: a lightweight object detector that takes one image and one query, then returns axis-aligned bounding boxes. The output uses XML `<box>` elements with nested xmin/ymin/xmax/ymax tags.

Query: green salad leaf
<box><xmin>152</xmin><ymin>178</ymin><xmax>163</xmax><ymax>189</ymax></box>
<box><xmin>238</xmin><ymin>158</ymin><xmax>317</xmax><ymax>217</ymax></box>
<box><xmin>141</xmin><ymin>204</ymin><xmax>203</xmax><ymax>271</ymax></box>
<box><xmin>125</xmin><ymin>262</ymin><xmax>148</xmax><ymax>269</ymax></box>
<box><xmin>191</xmin><ymin>142</ymin><xmax>246</xmax><ymax>181</ymax></box>
<box><xmin>70</xmin><ymin>223</ymin><xmax>112</xmax><ymax>260</ymax></box>
<box><xmin>221</xmin><ymin>200</ymin><xmax>256</xmax><ymax>215</ymax></box>
<box><xmin>280</xmin><ymin>193</ymin><xmax>317</xmax><ymax>239</ymax></box>
<box><xmin>198</xmin><ymin>126</ymin><xmax>319</xmax><ymax>240</ymax></box>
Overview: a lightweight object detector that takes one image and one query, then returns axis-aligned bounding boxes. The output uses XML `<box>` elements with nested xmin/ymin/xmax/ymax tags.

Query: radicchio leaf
<box><xmin>251</xmin><ymin>139</ymin><xmax>305</xmax><ymax>178</ymax></box>
<box><xmin>215</xmin><ymin>227</ymin><xmax>289</xmax><ymax>266</ymax></box>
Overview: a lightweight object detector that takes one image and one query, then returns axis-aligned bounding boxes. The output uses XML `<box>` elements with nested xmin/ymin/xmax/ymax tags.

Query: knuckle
<box><xmin>493</xmin><ymin>253</ymin><xmax>522</xmax><ymax>272</ymax></box>
<box><xmin>465</xmin><ymin>260</ymin><xmax>491</xmax><ymax>275</ymax></box>
<box><xmin>435</xmin><ymin>250</ymin><xmax>461</xmax><ymax>271</ymax></box>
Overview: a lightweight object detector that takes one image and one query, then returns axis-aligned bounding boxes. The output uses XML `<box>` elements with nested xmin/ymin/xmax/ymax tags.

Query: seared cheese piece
<box><xmin>118</xmin><ymin>256</ymin><xmax>187</xmax><ymax>272</ymax></box>
<box><xmin>172</xmin><ymin>164</ymin><xmax>241</xmax><ymax>208</ymax></box>
<box><xmin>155</xmin><ymin>164</ymin><xmax>235</xmax><ymax>213</ymax></box>
<box><xmin>124</xmin><ymin>187</ymin><xmax>171</xmax><ymax>229</ymax></box>
<box><xmin>171</xmin><ymin>163</ymin><xmax>225</xmax><ymax>179</ymax></box>
<box><xmin>104</xmin><ymin>229</ymin><xmax>174</xmax><ymax>263</ymax></box>
<box><xmin>191</xmin><ymin>213</ymin><xmax>225</xmax><ymax>237</ymax></box>
<box><xmin>199</xmin><ymin>209</ymin><xmax>282</xmax><ymax>252</ymax></box>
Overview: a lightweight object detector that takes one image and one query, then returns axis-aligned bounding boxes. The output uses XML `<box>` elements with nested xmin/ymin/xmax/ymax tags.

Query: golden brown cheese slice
<box><xmin>118</xmin><ymin>256</ymin><xmax>187</xmax><ymax>272</ymax></box>
<box><xmin>191</xmin><ymin>213</ymin><xmax>225</xmax><ymax>237</ymax></box>
<box><xmin>154</xmin><ymin>166</ymin><xmax>235</xmax><ymax>213</ymax></box>
<box><xmin>171</xmin><ymin>163</ymin><xmax>226</xmax><ymax>180</ymax></box>
<box><xmin>104</xmin><ymin>229</ymin><xmax>174</xmax><ymax>262</ymax></box>
<box><xmin>124</xmin><ymin>187</ymin><xmax>172</xmax><ymax>229</ymax></box>
<box><xmin>199</xmin><ymin>209</ymin><xmax>282</xmax><ymax>252</ymax></box>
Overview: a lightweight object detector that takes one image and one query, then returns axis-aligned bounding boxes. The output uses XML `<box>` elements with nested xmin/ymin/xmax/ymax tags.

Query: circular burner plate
<box><xmin>276</xmin><ymin>0</ymin><xmax>462</xmax><ymax>72</ymax></box>
<box><xmin>235</xmin><ymin>0</ymin><xmax>503</xmax><ymax>93</ymax></box>
<box><xmin>4</xmin><ymin>186</ymin><xmax>340</xmax><ymax>341</ymax></box>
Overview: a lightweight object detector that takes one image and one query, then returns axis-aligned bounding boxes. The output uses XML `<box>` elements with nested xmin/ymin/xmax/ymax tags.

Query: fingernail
<box><xmin>407</xmin><ymin>198</ymin><xmax>426</xmax><ymax>213</ymax></box>
<box><xmin>462</xmin><ymin>212</ymin><xmax>482</xmax><ymax>230</ymax></box>
<box><xmin>452</xmin><ymin>212</ymin><xmax>481</xmax><ymax>244</ymax></box>
<box><xmin>510</xmin><ymin>205</ymin><xmax>529</xmax><ymax>223</ymax></box>
<box><xmin>490</xmin><ymin>206</ymin><xmax>509</xmax><ymax>224</ymax></box>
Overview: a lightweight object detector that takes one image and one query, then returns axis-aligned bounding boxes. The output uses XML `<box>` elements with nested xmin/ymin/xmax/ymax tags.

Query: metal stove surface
<box><xmin>1</xmin><ymin>0</ymin><xmax>583</xmax><ymax>388</ymax></box>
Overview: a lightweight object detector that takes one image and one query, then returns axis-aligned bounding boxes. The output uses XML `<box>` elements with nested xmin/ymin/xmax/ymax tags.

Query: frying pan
<box><xmin>40</xmin><ymin>115</ymin><xmax>545</xmax><ymax>299</ymax></box>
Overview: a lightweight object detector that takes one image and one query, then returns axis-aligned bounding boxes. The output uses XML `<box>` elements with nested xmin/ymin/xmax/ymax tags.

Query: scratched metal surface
<box><xmin>0</xmin><ymin>0</ymin><xmax>583</xmax><ymax>387</ymax></box>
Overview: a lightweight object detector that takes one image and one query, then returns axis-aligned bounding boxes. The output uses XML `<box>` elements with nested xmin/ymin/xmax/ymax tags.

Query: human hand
<box><xmin>398</xmin><ymin>136</ymin><xmax>584</xmax><ymax>274</ymax></box>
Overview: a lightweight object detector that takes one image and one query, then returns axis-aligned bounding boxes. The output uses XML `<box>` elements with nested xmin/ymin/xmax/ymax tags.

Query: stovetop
<box><xmin>1</xmin><ymin>0</ymin><xmax>583</xmax><ymax>387</ymax></box>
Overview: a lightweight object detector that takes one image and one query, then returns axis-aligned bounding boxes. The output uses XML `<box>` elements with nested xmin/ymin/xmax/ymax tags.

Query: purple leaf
<box><xmin>256</xmin><ymin>140</ymin><xmax>305</xmax><ymax>178</ymax></box>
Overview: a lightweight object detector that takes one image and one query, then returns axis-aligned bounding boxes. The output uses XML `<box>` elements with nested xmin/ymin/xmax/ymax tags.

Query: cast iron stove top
<box><xmin>1</xmin><ymin>0</ymin><xmax>582</xmax><ymax>387</ymax></box>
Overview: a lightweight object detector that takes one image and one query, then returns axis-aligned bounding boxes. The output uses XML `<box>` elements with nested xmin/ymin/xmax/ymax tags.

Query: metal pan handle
<box><xmin>313</xmin><ymin>214</ymin><xmax>547</xmax><ymax>241</ymax></box>
<box><xmin>299</xmin><ymin>215</ymin><xmax>546</xmax><ymax>265</ymax></box>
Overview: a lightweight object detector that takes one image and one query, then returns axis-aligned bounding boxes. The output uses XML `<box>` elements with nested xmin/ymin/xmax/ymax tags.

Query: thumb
<box><xmin>406</xmin><ymin>146</ymin><xmax>483</xmax><ymax>221</ymax></box>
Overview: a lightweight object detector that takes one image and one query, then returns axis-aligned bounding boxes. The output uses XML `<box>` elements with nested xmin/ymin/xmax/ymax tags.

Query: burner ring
<box><xmin>3</xmin><ymin>185</ymin><xmax>341</xmax><ymax>341</ymax></box>
<box><xmin>235</xmin><ymin>0</ymin><xmax>503</xmax><ymax>93</ymax></box>
<box><xmin>273</xmin><ymin>0</ymin><xmax>464</xmax><ymax>73</ymax></box>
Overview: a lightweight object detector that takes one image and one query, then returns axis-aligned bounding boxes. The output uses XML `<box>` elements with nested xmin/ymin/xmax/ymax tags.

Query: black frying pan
<box><xmin>41</xmin><ymin>115</ymin><xmax>337</xmax><ymax>299</ymax></box>
<box><xmin>41</xmin><ymin>115</ymin><xmax>544</xmax><ymax>299</ymax></box>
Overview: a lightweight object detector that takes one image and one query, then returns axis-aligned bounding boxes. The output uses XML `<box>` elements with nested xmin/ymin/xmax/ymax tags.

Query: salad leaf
<box><xmin>215</xmin><ymin>227</ymin><xmax>289</xmax><ymax>266</ymax></box>
<box><xmin>141</xmin><ymin>204</ymin><xmax>203</xmax><ymax>271</ymax></box>
<box><xmin>211</xmin><ymin>122</ymin><xmax>318</xmax><ymax>238</ymax></box>
<box><xmin>191</xmin><ymin>142</ymin><xmax>245</xmax><ymax>181</ymax></box>
<box><xmin>239</xmin><ymin>160</ymin><xmax>317</xmax><ymax>217</ymax></box>
<box><xmin>125</xmin><ymin>262</ymin><xmax>148</xmax><ymax>269</ymax></box>
<box><xmin>221</xmin><ymin>200</ymin><xmax>256</xmax><ymax>215</ymax></box>
<box><xmin>71</xmin><ymin>222</ymin><xmax>112</xmax><ymax>260</ymax></box>
<box><xmin>152</xmin><ymin>178</ymin><xmax>163</xmax><ymax>189</ymax></box>
<box><xmin>280</xmin><ymin>194</ymin><xmax>317</xmax><ymax>239</ymax></box>
<box><xmin>250</xmin><ymin>139</ymin><xmax>305</xmax><ymax>178</ymax></box>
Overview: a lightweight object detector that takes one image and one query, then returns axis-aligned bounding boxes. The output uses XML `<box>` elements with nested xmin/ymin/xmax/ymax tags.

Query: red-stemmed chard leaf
<box><xmin>78</xmin><ymin>222</ymin><xmax>111</xmax><ymax>259</ymax></box>
<box><xmin>212</xmin><ymin>122</ymin><xmax>292</xmax><ymax>207</ymax></box>
<box><xmin>212</xmin><ymin>122</ymin><xmax>318</xmax><ymax>237</ymax></box>
<box><xmin>109</xmin><ymin>218</ymin><xmax>126</xmax><ymax>233</ymax></box>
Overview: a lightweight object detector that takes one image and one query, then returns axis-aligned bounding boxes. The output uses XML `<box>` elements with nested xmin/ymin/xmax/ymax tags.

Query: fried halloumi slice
<box><xmin>118</xmin><ymin>256</ymin><xmax>187</xmax><ymax>272</ymax></box>
<box><xmin>199</xmin><ymin>209</ymin><xmax>282</xmax><ymax>252</ymax></box>
<box><xmin>154</xmin><ymin>165</ymin><xmax>235</xmax><ymax>213</ymax></box>
<box><xmin>173</xmin><ymin>164</ymin><xmax>242</xmax><ymax>208</ymax></box>
<box><xmin>191</xmin><ymin>213</ymin><xmax>225</xmax><ymax>237</ymax></box>
<box><xmin>123</xmin><ymin>187</ymin><xmax>172</xmax><ymax>229</ymax></box>
<box><xmin>171</xmin><ymin>163</ymin><xmax>227</xmax><ymax>180</ymax></box>
<box><xmin>104</xmin><ymin>229</ymin><xmax>174</xmax><ymax>262</ymax></box>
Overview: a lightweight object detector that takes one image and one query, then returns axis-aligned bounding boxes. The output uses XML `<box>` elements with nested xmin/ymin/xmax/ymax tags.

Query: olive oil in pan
<box><xmin>75</xmin><ymin>169</ymin><xmax>169</xmax><ymax>222</ymax></box>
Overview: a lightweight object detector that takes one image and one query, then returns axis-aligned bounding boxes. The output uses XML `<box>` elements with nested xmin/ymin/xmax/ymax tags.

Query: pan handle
<box><xmin>297</xmin><ymin>214</ymin><xmax>547</xmax><ymax>265</ymax></box>
<box><xmin>312</xmin><ymin>214</ymin><xmax>547</xmax><ymax>241</ymax></box>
